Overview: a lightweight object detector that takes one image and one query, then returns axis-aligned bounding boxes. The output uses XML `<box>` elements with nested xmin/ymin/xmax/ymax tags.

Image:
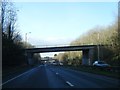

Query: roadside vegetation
<box><xmin>1</xmin><ymin>0</ymin><xmax>41</xmax><ymax>77</ymax></box>
<box><xmin>54</xmin><ymin>4</ymin><xmax>120</xmax><ymax>78</ymax></box>
<box><xmin>59</xmin><ymin>65</ymin><xmax>120</xmax><ymax>79</ymax></box>
<box><xmin>54</xmin><ymin>16</ymin><xmax>120</xmax><ymax>78</ymax></box>
<box><xmin>55</xmin><ymin>18</ymin><xmax>119</xmax><ymax>66</ymax></box>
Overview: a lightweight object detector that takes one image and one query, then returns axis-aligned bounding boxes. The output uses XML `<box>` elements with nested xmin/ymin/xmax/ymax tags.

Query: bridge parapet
<box><xmin>31</xmin><ymin>44</ymin><xmax>99</xmax><ymax>48</ymax></box>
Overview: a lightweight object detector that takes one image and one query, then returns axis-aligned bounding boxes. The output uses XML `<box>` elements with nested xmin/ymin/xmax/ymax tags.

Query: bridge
<box><xmin>25</xmin><ymin>45</ymin><xmax>97</xmax><ymax>65</ymax></box>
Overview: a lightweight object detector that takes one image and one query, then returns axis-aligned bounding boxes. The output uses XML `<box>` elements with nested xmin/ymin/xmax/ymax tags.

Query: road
<box><xmin>2</xmin><ymin>64</ymin><xmax>120</xmax><ymax>88</ymax></box>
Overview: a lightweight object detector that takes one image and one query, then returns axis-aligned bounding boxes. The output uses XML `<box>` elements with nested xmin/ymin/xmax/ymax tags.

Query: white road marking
<box><xmin>56</xmin><ymin>72</ymin><xmax>59</xmax><ymax>75</ymax></box>
<box><xmin>0</xmin><ymin>65</ymin><xmax>42</xmax><ymax>86</ymax></box>
<box><xmin>66</xmin><ymin>81</ymin><xmax>74</xmax><ymax>87</ymax></box>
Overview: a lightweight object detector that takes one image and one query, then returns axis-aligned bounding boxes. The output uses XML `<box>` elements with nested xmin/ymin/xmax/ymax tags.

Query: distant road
<box><xmin>2</xmin><ymin>64</ymin><xmax>120</xmax><ymax>88</ymax></box>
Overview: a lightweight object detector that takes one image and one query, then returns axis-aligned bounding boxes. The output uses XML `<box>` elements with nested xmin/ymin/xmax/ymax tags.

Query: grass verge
<box><xmin>2</xmin><ymin>64</ymin><xmax>40</xmax><ymax>81</ymax></box>
<box><xmin>62</xmin><ymin>65</ymin><xmax>120</xmax><ymax>79</ymax></box>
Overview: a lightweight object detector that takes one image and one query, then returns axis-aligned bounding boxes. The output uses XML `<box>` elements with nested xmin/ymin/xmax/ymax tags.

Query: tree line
<box><xmin>1</xmin><ymin>0</ymin><xmax>41</xmax><ymax>69</ymax></box>
<box><xmin>55</xmin><ymin>18</ymin><xmax>119</xmax><ymax>66</ymax></box>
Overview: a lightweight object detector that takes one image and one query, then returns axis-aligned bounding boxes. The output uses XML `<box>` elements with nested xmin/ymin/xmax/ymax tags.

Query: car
<box><xmin>60</xmin><ymin>62</ymin><xmax>63</xmax><ymax>65</ymax></box>
<box><xmin>52</xmin><ymin>62</ymin><xmax>57</xmax><ymax>65</ymax></box>
<box><xmin>93</xmin><ymin>60</ymin><xmax>110</xmax><ymax>68</ymax></box>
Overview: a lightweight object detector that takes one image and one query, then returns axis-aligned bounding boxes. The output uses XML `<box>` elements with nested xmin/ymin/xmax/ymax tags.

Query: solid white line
<box><xmin>66</xmin><ymin>81</ymin><xmax>74</xmax><ymax>87</ymax></box>
<box><xmin>0</xmin><ymin>65</ymin><xmax>42</xmax><ymax>86</ymax></box>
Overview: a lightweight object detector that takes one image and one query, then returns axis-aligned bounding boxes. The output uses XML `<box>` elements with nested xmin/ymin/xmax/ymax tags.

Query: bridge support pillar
<box><xmin>82</xmin><ymin>49</ymin><xmax>94</xmax><ymax>65</ymax></box>
<box><xmin>82</xmin><ymin>50</ymin><xmax>89</xmax><ymax>65</ymax></box>
<box><xmin>27</xmin><ymin>53</ymin><xmax>34</xmax><ymax>65</ymax></box>
<box><xmin>88</xmin><ymin>48</ymin><xmax>94</xmax><ymax>65</ymax></box>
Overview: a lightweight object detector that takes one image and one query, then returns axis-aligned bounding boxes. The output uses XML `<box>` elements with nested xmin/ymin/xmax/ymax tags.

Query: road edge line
<box><xmin>1</xmin><ymin>65</ymin><xmax>42</xmax><ymax>86</ymax></box>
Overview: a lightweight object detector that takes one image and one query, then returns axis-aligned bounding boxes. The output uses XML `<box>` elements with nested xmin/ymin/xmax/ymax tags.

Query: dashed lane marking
<box><xmin>66</xmin><ymin>81</ymin><xmax>74</xmax><ymax>87</ymax></box>
<box><xmin>56</xmin><ymin>72</ymin><xmax>59</xmax><ymax>75</ymax></box>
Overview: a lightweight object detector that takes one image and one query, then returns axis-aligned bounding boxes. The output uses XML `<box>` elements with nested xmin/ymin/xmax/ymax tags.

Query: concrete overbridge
<box><xmin>25</xmin><ymin>45</ymin><xmax>97</xmax><ymax>65</ymax></box>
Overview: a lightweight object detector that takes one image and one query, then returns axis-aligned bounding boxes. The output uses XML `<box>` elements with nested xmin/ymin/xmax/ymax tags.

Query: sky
<box><xmin>14</xmin><ymin>1</ymin><xmax>118</xmax><ymax>57</ymax></box>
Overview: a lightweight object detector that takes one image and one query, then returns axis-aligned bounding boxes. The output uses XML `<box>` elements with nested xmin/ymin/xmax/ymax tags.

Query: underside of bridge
<box><xmin>25</xmin><ymin>45</ymin><xmax>96</xmax><ymax>66</ymax></box>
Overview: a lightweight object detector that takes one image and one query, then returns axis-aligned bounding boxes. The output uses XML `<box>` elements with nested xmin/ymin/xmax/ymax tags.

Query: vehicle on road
<box><xmin>60</xmin><ymin>62</ymin><xmax>63</xmax><ymax>65</ymax></box>
<box><xmin>52</xmin><ymin>62</ymin><xmax>58</xmax><ymax>65</ymax></box>
<box><xmin>93</xmin><ymin>61</ymin><xmax>110</xmax><ymax>68</ymax></box>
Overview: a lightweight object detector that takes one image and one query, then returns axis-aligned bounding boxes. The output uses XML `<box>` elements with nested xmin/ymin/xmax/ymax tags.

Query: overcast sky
<box><xmin>14</xmin><ymin>1</ymin><xmax>118</xmax><ymax>57</ymax></box>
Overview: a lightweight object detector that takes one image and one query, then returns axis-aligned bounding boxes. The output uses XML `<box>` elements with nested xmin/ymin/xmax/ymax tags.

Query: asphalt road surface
<box><xmin>2</xmin><ymin>64</ymin><xmax>120</xmax><ymax>88</ymax></box>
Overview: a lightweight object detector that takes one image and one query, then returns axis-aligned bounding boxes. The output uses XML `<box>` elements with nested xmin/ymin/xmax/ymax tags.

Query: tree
<box><xmin>70</xmin><ymin>20</ymin><xmax>119</xmax><ymax>65</ymax></box>
<box><xmin>1</xmin><ymin>0</ymin><xmax>27</xmax><ymax>68</ymax></box>
<box><xmin>1</xmin><ymin>0</ymin><xmax>20</xmax><ymax>42</ymax></box>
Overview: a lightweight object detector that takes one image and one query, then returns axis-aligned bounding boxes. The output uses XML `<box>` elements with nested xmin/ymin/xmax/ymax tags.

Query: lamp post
<box><xmin>25</xmin><ymin>32</ymin><xmax>31</xmax><ymax>48</ymax></box>
<box><xmin>97</xmin><ymin>33</ymin><xmax>100</xmax><ymax>61</ymax></box>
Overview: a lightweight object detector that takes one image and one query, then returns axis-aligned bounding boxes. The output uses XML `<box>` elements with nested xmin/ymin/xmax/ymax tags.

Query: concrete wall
<box><xmin>82</xmin><ymin>48</ymin><xmax>94</xmax><ymax>65</ymax></box>
<box><xmin>82</xmin><ymin>50</ymin><xmax>89</xmax><ymax>65</ymax></box>
<box><xmin>88</xmin><ymin>48</ymin><xmax>94</xmax><ymax>65</ymax></box>
<box><xmin>27</xmin><ymin>53</ymin><xmax>34</xmax><ymax>65</ymax></box>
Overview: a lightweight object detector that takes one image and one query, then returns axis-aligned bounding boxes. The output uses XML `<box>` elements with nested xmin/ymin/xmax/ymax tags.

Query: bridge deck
<box><xmin>25</xmin><ymin>45</ymin><xmax>97</xmax><ymax>53</ymax></box>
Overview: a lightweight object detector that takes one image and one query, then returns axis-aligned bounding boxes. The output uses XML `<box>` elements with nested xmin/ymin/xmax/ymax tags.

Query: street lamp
<box><xmin>25</xmin><ymin>32</ymin><xmax>31</xmax><ymax>48</ymax></box>
<box><xmin>97</xmin><ymin>33</ymin><xmax>100</xmax><ymax>61</ymax></box>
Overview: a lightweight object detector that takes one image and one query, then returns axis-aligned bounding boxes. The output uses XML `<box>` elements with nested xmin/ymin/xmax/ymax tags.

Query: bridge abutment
<box><xmin>27</xmin><ymin>53</ymin><xmax>34</xmax><ymax>65</ymax></box>
<box><xmin>82</xmin><ymin>50</ymin><xmax>89</xmax><ymax>65</ymax></box>
<box><xmin>82</xmin><ymin>48</ymin><xmax>94</xmax><ymax>65</ymax></box>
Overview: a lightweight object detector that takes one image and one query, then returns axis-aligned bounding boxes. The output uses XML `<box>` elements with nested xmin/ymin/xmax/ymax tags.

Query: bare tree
<box><xmin>1</xmin><ymin>0</ymin><xmax>21</xmax><ymax>42</ymax></box>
